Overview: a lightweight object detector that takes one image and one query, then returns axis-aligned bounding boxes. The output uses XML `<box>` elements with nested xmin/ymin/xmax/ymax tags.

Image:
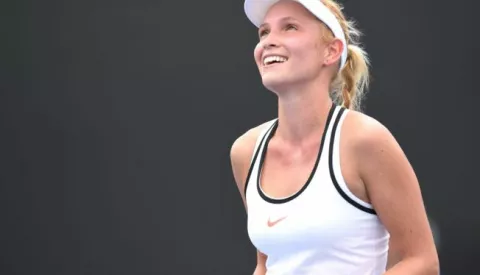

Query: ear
<box><xmin>323</xmin><ymin>39</ymin><xmax>344</xmax><ymax>66</ymax></box>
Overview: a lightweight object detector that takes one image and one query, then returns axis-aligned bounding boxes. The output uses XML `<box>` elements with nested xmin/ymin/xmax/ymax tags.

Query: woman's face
<box><xmin>254</xmin><ymin>0</ymin><xmax>335</xmax><ymax>93</ymax></box>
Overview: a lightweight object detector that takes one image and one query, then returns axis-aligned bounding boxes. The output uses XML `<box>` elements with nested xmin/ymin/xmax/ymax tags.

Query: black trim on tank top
<box><xmin>243</xmin><ymin>121</ymin><xmax>278</xmax><ymax>196</ymax></box>
<box><xmin>328</xmin><ymin>107</ymin><xmax>377</xmax><ymax>215</ymax></box>
<box><xmin>256</xmin><ymin>103</ymin><xmax>336</xmax><ymax>204</ymax></box>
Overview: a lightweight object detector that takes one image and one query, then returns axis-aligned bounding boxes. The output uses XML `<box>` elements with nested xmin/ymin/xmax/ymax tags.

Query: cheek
<box><xmin>294</xmin><ymin>42</ymin><xmax>323</xmax><ymax>67</ymax></box>
<box><xmin>292</xmin><ymin>48</ymin><xmax>319</xmax><ymax>66</ymax></box>
<box><xmin>287</xmin><ymin>38</ymin><xmax>318</xmax><ymax>61</ymax></box>
<box><xmin>253</xmin><ymin>43</ymin><xmax>263</xmax><ymax>64</ymax></box>
<box><xmin>313</xmin><ymin>41</ymin><xmax>327</xmax><ymax>62</ymax></box>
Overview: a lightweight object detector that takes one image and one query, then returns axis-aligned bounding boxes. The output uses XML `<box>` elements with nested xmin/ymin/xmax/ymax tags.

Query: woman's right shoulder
<box><xmin>230</xmin><ymin>119</ymin><xmax>275</xmax><ymax>163</ymax></box>
<box><xmin>230</xmin><ymin>119</ymin><xmax>276</xmax><ymax>191</ymax></box>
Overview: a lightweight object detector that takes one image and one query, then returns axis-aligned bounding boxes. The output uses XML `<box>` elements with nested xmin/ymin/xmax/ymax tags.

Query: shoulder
<box><xmin>230</xmin><ymin>119</ymin><xmax>277</xmax><ymax>193</ymax></box>
<box><xmin>343</xmin><ymin>110</ymin><xmax>411</xmax><ymax>187</ymax></box>
<box><xmin>230</xmin><ymin>119</ymin><xmax>276</xmax><ymax>167</ymax></box>
<box><xmin>343</xmin><ymin>111</ymin><xmax>439</xmax><ymax>271</ymax></box>
<box><xmin>342</xmin><ymin>109</ymin><xmax>398</xmax><ymax>155</ymax></box>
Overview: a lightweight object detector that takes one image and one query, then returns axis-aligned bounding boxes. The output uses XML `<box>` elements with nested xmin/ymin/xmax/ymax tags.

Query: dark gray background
<box><xmin>1</xmin><ymin>0</ymin><xmax>478</xmax><ymax>274</ymax></box>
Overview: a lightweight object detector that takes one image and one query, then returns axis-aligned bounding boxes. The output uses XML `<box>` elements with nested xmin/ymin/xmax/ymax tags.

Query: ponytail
<box><xmin>322</xmin><ymin>0</ymin><xmax>371</xmax><ymax>111</ymax></box>
<box><xmin>337</xmin><ymin>44</ymin><xmax>370</xmax><ymax>111</ymax></box>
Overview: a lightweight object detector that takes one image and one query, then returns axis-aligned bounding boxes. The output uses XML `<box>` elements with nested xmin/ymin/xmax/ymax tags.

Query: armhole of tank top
<box><xmin>243</xmin><ymin>120</ymin><xmax>277</xmax><ymax>197</ymax></box>
<box><xmin>328</xmin><ymin>108</ymin><xmax>377</xmax><ymax>215</ymax></box>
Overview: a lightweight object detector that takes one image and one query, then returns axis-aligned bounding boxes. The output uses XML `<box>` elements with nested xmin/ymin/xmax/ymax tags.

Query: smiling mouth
<box><xmin>263</xmin><ymin>56</ymin><xmax>288</xmax><ymax>66</ymax></box>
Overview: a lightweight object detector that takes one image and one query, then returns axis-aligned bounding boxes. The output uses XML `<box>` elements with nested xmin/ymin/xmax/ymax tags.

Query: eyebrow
<box><xmin>259</xmin><ymin>16</ymin><xmax>299</xmax><ymax>29</ymax></box>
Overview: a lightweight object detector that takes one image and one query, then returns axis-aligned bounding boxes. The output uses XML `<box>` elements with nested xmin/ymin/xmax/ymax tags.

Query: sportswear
<box><xmin>245</xmin><ymin>104</ymin><xmax>390</xmax><ymax>275</ymax></box>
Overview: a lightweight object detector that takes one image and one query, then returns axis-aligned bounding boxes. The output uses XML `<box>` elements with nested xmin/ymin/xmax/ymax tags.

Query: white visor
<box><xmin>244</xmin><ymin>0</ymin><xmax>348</xmax><ymax>70</ymax></box>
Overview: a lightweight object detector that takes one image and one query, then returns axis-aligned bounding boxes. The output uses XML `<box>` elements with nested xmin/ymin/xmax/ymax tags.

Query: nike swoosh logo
<box><xmin>267</xmin><ymin>216</ymin><xmax>287</xmax><ymax>227</ymax></box>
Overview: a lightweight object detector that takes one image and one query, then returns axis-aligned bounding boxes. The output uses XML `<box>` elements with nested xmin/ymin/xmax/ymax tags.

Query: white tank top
<box><xmin>245</xmin><ymin>104</ymin><xmax>390</xmax><ymax>275</ymax></box>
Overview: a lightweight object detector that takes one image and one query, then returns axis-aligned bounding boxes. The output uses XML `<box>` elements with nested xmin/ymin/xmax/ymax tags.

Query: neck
<box><xmin>275</xmin><ymin>80</ymin><xmax>333</xmax><ymax>144</ymax></box>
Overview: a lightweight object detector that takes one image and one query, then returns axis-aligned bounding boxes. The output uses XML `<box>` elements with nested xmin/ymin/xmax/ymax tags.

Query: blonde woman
<box><xmin>230</xmin><ymin>0</ymin><xmax>439</xmax><ymax>274</ymax></box>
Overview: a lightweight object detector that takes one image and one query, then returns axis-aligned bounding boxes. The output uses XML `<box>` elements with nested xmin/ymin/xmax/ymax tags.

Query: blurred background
<box><xmin>1</xmin><ymin>0</ymin><xmax>478</xmax><ymax>274</ymax></box>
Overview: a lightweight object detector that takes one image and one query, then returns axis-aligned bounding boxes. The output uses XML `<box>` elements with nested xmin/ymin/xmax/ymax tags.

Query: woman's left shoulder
<box><xmin>342</xmin><ymin>109</ymin><xmax>400</xmax><ymax>155</ymax></box>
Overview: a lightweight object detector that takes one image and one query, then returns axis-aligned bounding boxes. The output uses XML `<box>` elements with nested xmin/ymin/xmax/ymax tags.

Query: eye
<box><xmin>285</xmin><ymin>23</ymin><xmax>298</xmax><ymax>31</ymax></box>
<box><xmin>259</xmin><ymin>28</ymin><xmax>269</xmax><ymax>38</ymax></box>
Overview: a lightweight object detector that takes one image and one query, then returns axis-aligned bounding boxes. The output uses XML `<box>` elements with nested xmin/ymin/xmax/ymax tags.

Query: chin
<box><xmin>262</xmin><ymin>78</ymin><xmax>287</xmax><ymax>93</ymax></box>
<box><xmin>261</xmin><ymin>73</ymin><xmax>297</xmax><ymax>93</ymax></box>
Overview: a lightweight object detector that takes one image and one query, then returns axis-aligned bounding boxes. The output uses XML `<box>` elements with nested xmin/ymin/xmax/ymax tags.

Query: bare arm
<box><xmin>230</xmin><ymin>123</ymin><xmax>272</xmax><ymax>275</ymax></box>
<box><xmin>353</xmin><ymin>115</ymin><xmax>439</xmax><ymax>275</ymax></box>
<box><xmin>252</xmin><ymin>252</ymin><xmax>267</xmax><ymax>275</ymax></box>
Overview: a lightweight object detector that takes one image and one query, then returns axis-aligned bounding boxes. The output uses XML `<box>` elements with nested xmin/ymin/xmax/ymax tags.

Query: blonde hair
<box><xmin>321</xmin><ymin>0</ymin><xmax>370</xmax><ymax>111</ymax></box>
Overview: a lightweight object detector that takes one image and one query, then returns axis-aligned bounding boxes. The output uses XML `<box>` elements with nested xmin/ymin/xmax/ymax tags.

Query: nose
<box><xmin>263</xmin><ymin>41</ymin><xmax>279</xmax><ymax>50</ymax></box>
<box><xmin>261</xmin><ymin>33</ymin><xmax>280</xmax><ymax>50</ymax></box>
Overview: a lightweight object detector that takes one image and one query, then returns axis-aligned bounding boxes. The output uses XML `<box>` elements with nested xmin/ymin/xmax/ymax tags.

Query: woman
<box><xmin>230</xmin><ymin>0</ymin><xmax>439</xmax><ymax>274</ymax></box>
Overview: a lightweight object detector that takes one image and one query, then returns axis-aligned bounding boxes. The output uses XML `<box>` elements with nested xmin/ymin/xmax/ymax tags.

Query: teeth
<box><xmin>263</xmin><ymin>56</ymin><xmax>287</xmax><ymax>65</ymax></box>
